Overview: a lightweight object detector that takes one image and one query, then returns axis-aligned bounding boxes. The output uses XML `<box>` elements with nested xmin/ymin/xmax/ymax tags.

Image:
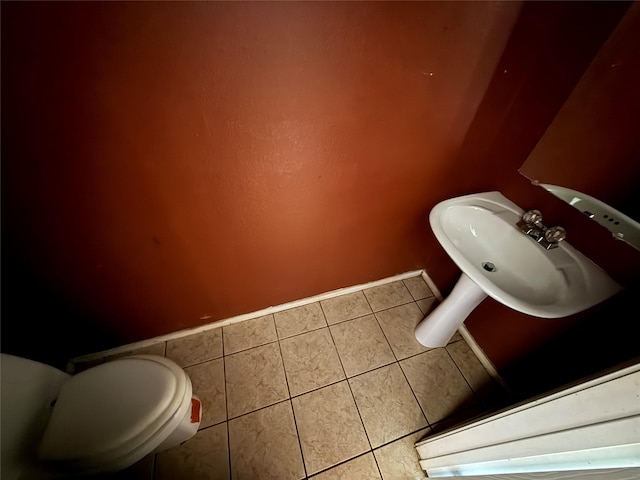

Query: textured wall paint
<box><xmin>2</xmin><ymin>0</ymin><xmax>637</xmax><ymax>392</ymax></box>
<box><xmin>2</xmin><ymin>2</ymin><xmax>521</xmax><ymax>362</ymax></box>
<box><xmin>456</xmin><ymin>1</ymin><xmax>639</xmax><ymax>394</ymax></box>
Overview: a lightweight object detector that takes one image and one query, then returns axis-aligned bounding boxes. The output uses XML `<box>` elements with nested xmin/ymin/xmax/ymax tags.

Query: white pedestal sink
<box><xmin>415</xmin><ymin>192</ymin><xmax>622</xmax><ymax>348</ymax></box>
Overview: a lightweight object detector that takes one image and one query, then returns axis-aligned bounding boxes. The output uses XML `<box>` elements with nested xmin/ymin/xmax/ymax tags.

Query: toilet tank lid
<box><xmin>38</xmin><ymin>355</ymin><xmax>190</xmax><ymax>465</ymax></box>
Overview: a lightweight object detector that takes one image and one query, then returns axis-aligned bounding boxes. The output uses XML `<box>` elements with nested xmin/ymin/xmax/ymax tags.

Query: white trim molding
<box><xmin>71</xmin><ymin>269</ymin><xmax>425</xmax><ymax>363</ymax></box>
<box><xmin>458</xmin><ymin>325</ymin><xmax>509</xmax><ymax>395</ymax></box>
<box><xmin>416</xmin><ymin>362</ymin><xmax>640</xmax><ymax>477</ymax></box>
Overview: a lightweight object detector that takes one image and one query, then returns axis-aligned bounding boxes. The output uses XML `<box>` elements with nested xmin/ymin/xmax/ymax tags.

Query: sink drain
<box><xmin>482</xmin><ymin>262</ymin><xmax>496</xmax><ymax>272</ymax></box>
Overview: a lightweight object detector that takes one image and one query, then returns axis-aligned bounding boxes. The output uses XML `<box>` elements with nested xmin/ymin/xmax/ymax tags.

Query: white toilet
<box><xmin>1</xmin><ymin>352</ymin><xmax>202</xmax><ymax>479</ymax></box>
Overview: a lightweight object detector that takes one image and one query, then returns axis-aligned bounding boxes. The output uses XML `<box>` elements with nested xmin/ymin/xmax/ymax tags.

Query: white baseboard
<box><xmin>71</xmin><ymin>269</ymin><xmax>426</xmax><ymax>363</ymax></box>
<box><xmin>72</xmin><ymin>269</ymin><xmax>510</xmax><ymax>396</ymax></box>
<box><xmin>458</xmin><ymin>324</ymin><xmax>511</xmax><ymax>395</ymax></box>
<box><xmin>421</xmin><ymin>270</ymin><xmax>444</xmax><ymax>302</ymax></box>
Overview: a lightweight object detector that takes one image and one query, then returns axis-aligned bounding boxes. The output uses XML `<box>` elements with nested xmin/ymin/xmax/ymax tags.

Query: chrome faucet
<box><xmin>517</xmin><ymin>210</ymin><xmax>566</xmax><ymax>249</ymax></box>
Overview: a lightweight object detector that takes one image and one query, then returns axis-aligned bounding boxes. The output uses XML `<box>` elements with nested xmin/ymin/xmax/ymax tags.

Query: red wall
<box><xmin>1</xmin><ymin>1</ymin><xmax>521</xmax><ymax>361</ymax></box>
<box><xmin>520</xmin><ymin>3</ymin><xmax>640</xmax><ymax>221</ymax></box>
<box><xmin>2</xmin><ymin>1</ymin><xmax>637</xmax><ymax>386</ymax></box>
<box><xmin>454</xmin><ymin>1</ymin><xmax>640</xmax><ymax>393</ymax></box>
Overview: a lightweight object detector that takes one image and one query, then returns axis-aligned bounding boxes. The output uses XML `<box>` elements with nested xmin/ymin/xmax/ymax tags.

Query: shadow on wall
<box><xmin>500</xmin><ymin>282</ymin><xmax>640</xmax><ymax>400</ymax></box>
<box><xmin>446</xmin><ymin>0</ymin><xmax>639</xmax><ymax>400</ymax></box>
<box><xmin>1</xmin><ymin>247</ymin><xmax>122</xmax><ymax>370</ymax></box>
<box><xmin>1</xmin><ymin>1</ymin><xmax>522</xmax><ymax>366</ymax></box>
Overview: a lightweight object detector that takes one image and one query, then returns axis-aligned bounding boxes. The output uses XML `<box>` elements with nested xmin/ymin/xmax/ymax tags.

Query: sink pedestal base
<box><xmin>415</xmin><ymin>273</ymin><xmax>487</xmax><ymax>348</ymax></box>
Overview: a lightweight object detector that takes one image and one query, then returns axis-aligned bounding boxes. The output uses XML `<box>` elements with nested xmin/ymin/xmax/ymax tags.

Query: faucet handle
<box><xmin>522</xmin><ymin>209</ymin><xmax>543</xmax><ymax>226</ymax></box>
<box><xmin>544</xmin><ymin>226</ymin><xmax>567</xmax><ymax>244</ymax></box>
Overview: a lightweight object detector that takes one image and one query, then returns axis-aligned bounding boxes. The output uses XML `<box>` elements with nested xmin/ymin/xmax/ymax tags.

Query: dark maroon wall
<box><xmin>1</xmin><ymin>1</ymin><xmax>520</xmax><ymax>363</ymax></box>
<box><xmin>2</xmin><ymin>1</ymin><xmax>637</xmax><ymax>389</ymax></box>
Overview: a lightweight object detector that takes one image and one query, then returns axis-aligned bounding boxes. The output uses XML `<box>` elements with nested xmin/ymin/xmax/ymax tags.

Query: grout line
<box><xmin>274</xmin><ymin>310</ymin><xmax>324</xmax><ymax>478</ymax></box>
<box><xmin>421</xmin><ymin>269</ymin><xmax>444</xmax><ymax>302</ymax></box>
<box><xmin>402</xmin><ymin>278</ymin><xmax>420</xmax><ymax>302</ymax></box>
<box><xmin>397</xmin><ymin>354</ymin><xmax>433</xmax><ymax>429</ymax></box>
<box><xmin>275</xmin><ymin>339</ymin><xmax>294</xmax><ymax>401</ymax></box>
<box><xmin>373</xmin><ymin>425</ymin><xmax>432</xmax><ymax>452</ymax></box>
<box><xmin>195</xmin><ymin>418</ymin><xmax>228</xmax><ymax>431</ymax></box>
<box><xmin>75</xmin><ymin>271</ymin><xmax>506</xmax><ymax>479</ymax></box>
<box><xmin>322</xmin><ymin>307</ymin><xmax>377</xmax><ymax>468</ymax></box>
<box><xmin>444</xmin><ymin>346</ymin><xmax>479</xmax><ymax>401</ymax></box>
<box><xmin>278</xmin><ymin>323</ymin><xmax>327</xmax><ymax>342</ymax></box>
<box><xmin>194</xmin><ymin>421</ymin><xmax>229</xmax><ymax>433</ymax></box>
<box><xmin>353</xmin><ymin>345</ymin><xmax>390</xmax><ymax>480</ymax></box>
<box><xmin>177</xmin><ymin>353</ymin><xmax>224</xmax><ymax>370</ymax></box>
<box><xmin>225</xmin><ymin>397</ymin><xmax>292</xmax><ymax>422</ymax></box>
<box><xmin>458</xmin><ymin>325</ymin><xmax>512</xmax><ymax>396</ymax></box>
<box><xmin>370</xmin><ymin>451</ymin><xmax>385</xmax><ymax>480</ymax></box>
<box><xmin>325</xmin><ymin>310</ymin><xmax>373</xmax><ymax>327</ymax></box>
<box><xmin>339</xmin><ymin>288</ymin><xmax>383</xmax><ymax>473</ymax></box>
<box><xmin>324</xmin><ymin>315</ymin><xmax>350</xmax><ymax>384</ymax></box>
<box><xmin>290</xmin><ymin>400</ymin><xmax>309</xmax><ymax>479</ymax></box>
<box><xmin>182</xmin><ymin>318</ymin><xmax>444</xmax><ymax>383</ymax></box>
<box><xmin>344</xmin><ymin>375</ymin><xmax>374</xmax><ymax>452</ymax></box>
<box><xmin>372</xmin><ymin>310</ymin><xmax>401</xmax><ymax>364</ymax></box>
<box><xmin>220</xmin><ymin>328</ymin><xmax>232</xmax><ymax>478</ymax></box>
<box><xmin>274</xmin><ymin>329</ymin><xmax>309</xmax><ymax>479</ymax></box>
<box><xmin>223</xmin><ymin>337</ymin><xmax>279</xmax><ymax>358</ymax></box>
<box><xmin>70</xmin><ymin>270</ymin><xmax>426</xmax><ymax>363</ymax></box>
<box><xmin>417</xmin><ymin>271</ymin><xmax>512</xmax><ymax>397</ymax></box>
<box><xmin>218</xmin><ymin>341</ymin><xmax>495</xmax><ymax>437</ymax></box>
<box><xmin>306</xmin><ymin>450</ymin><xmax>375</xmax><ymax>479</ymax></box>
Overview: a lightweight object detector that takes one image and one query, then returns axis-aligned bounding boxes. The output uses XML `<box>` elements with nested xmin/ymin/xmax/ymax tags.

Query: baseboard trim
<box><xmin>71</xmin><ymin>269</ymin><xmax>426</xmax><ymax>363</ymax></box>
<box><xmin>420</xmin><ymin>270</ymin><xmax>444</xmax><ymax>302</ymax></box>
<box><xmin>458</xmin><ymin>324</ymin><xmax>511</xmax><ymax>395</ymax></box>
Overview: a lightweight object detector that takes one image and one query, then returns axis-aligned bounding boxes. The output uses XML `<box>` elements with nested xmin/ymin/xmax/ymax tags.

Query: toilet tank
<box><xmin>1</xmin><ymin>353</ymin><xmax>71</xmax><ymax>480</ymax></box>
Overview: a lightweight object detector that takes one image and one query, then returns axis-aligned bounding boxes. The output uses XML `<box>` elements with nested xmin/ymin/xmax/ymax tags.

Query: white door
<box><xmin>415</xmin><ymin>362</ymin><xmax>640</xmax><ymax>478</ymax></box>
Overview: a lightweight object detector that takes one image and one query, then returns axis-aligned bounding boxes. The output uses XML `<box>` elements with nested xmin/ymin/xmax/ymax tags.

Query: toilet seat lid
<box><xmin>39</xmin><ymin>355</ymin><xmax>190</xmax><ymax>466</ymax></box>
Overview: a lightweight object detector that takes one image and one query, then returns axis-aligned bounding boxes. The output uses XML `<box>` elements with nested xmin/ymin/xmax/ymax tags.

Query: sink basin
<box><xmin>415</xmin><ymin>191</ymin><xmax>622</xmax><ymax>347</ymax></box>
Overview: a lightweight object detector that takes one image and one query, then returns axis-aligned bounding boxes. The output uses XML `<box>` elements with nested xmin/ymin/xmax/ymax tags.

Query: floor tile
<box><xmin>330</xmin><ymin>315</ymin><xmax>395</xmax><ymax>377</ymax></box>
<box><xmin>320</xmin><ymin>291</ymin><xmax>372</xmax><ymax>325</ymax></box>
<box><xmin>447</xmin><ymin>340</ymin><xmax>502</xmax><ymax>401</ymax></box>
<box><xmin>363</xmin><ymin>281</ymin><xmax>414</xmax><ymax>312</ymax></box>
<box><xmin>225</xmin><ymin>343</ymin><xmax>289</xmax><ymax>418</ymax></box>
<box><xmin>185</xmin><ymin>358</ymin><xmax>226</xmax><ymax>428</ymax></box>
<box><xmin>155</xmin><ymin>423</ymin><xmax>229</xmax><ymax>480</ymax></box>
<box><xmin>400</xmin><ymin>349</ymin><xmax>475</xmax><ymax>424</ymax></box>
<box><xmin>402</xmin><ymin>276</ymin><xmax>433</xmax><ymax>301</ymax></box>
<box><xmin>415</xmin><ymin>298</ymin><xmax>462</xmax><ymax>344</ymax></box>
<box><xmin>166</xmin><ymin>329</ymin><xmax>222</xmax><ymax>367</ymax></box>
<box><xmin>373</xmin><ymin>429</ymin><xmax>429</xmax><ymax>480</ymax></box>
<box><xmin>310</xmin><ymin>453</ymin><xmax>381</xmax><ymax>480</ymax></box>
<box><xmin>73</xmin><ymin>274</ymin><xmax>503</xmax><ymax>480</ymax></box>
<box><xmin>448</xmin><ymin>331</ymin><xmax>463</xmax><ymax>343</ymax></box>
<box><xmin>105</xmin><ymin>342</ymin><xmax>166</xmax><ymax>362</ymax></box>
<box><xmin>223</xmin><ymin>315</ymin><xmax>277</xmax><ymax>355</ymax></box>
<box><xmin>292</xmin><ymin>381</ymin><xmax>369</xmax><ymax>475</ymax></box>
<box><xmin>280</xmin><ymin>328</ymin><xmax>345</xmax><ymax>396</ymax></box>
<box><xmin>349</xmin><ymin>364</ymin><xmax>427</xmax><ymax>448</ymax></box>
<box><xmin>229</xmin><ymin>401</ymin><xmax>304</xmax><ymax>480</ymax></box>
<box><xmin>375</xmin><ymin>303</ymin><xmax>430</xmax><ymax>360</ymax></box>
<box><xmin>416</xmin><ymin>297</ymin><xmax>438</xmax><ymax>316</ymax></box>
<box><xmin>274</xmin><ymin>302</ymin><xmax>327</xmax><ymax>339</ymax></box>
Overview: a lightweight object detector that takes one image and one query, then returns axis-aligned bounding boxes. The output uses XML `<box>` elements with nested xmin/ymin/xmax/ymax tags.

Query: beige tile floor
<box><xmin>79</xmin><ymin>276</ymin><xmax>507</xmax><ymax>480</ymax></box>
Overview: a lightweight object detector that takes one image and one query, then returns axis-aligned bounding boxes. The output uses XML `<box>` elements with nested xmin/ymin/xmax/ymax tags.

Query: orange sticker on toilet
<box><xmin>191</xmin><ymin>398</ymin><xmax>201</xmax><ymax>423</ymax></box>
